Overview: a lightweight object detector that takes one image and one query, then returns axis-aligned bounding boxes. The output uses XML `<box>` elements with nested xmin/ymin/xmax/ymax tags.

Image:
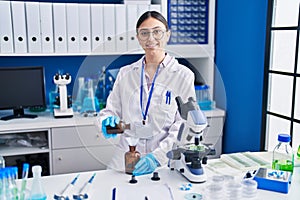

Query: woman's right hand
<box><xmin>102</xmin><ymin>116</ymin><xmax>120</xmax><ymax>139</ymax></box>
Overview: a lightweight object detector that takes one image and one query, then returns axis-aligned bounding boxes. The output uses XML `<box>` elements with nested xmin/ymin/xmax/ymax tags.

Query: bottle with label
<box><xmin>30</xmin><ymin>165</ymin><xmax>47</xmax><ymax>200</ymax></box>
<box><xmin>125</xmin><ymin>145</ymin><xmax>141</xmax><ymax>174</ymax></box>
<box><xmin>272</xmin><ymin>133</ymin><xmax>294</xmax><ymax>173</ymax></box>
<box><xmin>0</xmin><ymin>155</ymin><xmax>5</xmax><ymax>168</ymax></box>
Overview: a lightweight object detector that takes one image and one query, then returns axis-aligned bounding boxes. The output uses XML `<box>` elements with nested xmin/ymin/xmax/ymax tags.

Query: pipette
<box><xmin>54</xmin><ymin>174</ymin><xmax>80</xmax><ymax>200</ymax></box>
<box><xmin>19</xmin><ymin>163</ymin><xmax>29</xmax><ymax>200</ymax></box>
<box><xmin>73</xmin><ymin>173</ymin><xmax>96</xmax><ymax>200</ymax></box>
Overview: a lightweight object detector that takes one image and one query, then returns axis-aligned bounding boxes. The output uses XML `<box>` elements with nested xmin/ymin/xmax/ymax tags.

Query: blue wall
<box><xmin>215</xmin><ymin>0</ymin><xmax>268</xmax><ymax>153</ymax></box>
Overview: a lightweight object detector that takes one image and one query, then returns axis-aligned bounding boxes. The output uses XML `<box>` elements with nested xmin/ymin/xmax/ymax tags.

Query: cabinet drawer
<box><xmin>51</xmin><ymin>125</ymin><xmax>119</xmax><ymax>149</ymax></box>
<box><xmin>52</xmin><ymin>145</ymin><xmax>115</xmax><ymax>174</ymax></box>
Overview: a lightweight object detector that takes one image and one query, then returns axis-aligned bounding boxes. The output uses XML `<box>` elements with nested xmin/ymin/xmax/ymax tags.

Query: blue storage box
<box><xmin>253</xmin><ymin>168</ymin><xmax>292</xmax><ymax>194</ymax></box>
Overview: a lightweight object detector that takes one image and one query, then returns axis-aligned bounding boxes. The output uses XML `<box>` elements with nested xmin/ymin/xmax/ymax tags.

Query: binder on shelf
<box><xmin>40</xmin><ymin>2</ymin><xmax>54</xmax><ymax>53</ymax></box>
<box><xmin>115</xmin><ymin>5</ymin><xmax>127</xmax><ymax>53</ymax></box>
<box><xmin>137</xmin><ymin>4</ymin><xmax>149</xmax><ymax>19</ymax></box>
<box><xmin>66</xmin><ymin>3</ymin><xmax>80</xmax><ymax>53</ymax></box>
<box><xmin>149</xmin><ymin>4</ymin><xmax>161</xmax><ymax>13</ymax></box>
<box><xmin>103</xmin><ymin>4</ymin><xmax>116</xmax><ymax>52</ymax></box>
<box><xmin>124</xmin><ymin>0</ymin><xmax>151</xmax><ymax>4</ymax></box>
<box><xmin>11</xmin><ymin>1</ymin><xmax>27</xmax><ymax>53</ymax></box>
<box><xmin>0</xmin><ymin>1</ymin><xmax>14</xmax><ymax>53</ymax></box>
<box><xmin>25</xmin><ymin>1</ymin><xmax>42</xmax><ymax>53</ymax></box>
<box><xmin>91</xmin><ymin>4</ymin><xmax>104</xmax><ymax>53</ymax></box>
<box><xmin>126</xmin><ymin>4</ymin><xmax>139</xmax><ymax>52</ymax></box>
<box><xmin>53</xmin><ymin>3</ymin><xmax>67</xmax><ymax>53</ymax></box>
<box><xmin>78</xmin><ymin>3</ymin><xmax>91</xmax><ymax>53</ymax></box>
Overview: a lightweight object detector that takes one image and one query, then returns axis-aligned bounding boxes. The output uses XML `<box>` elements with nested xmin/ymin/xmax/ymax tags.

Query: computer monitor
<box><xmin>0</xmin><ymin>66</ymin><xmax>46</xmax><ymax>121</ymax></box>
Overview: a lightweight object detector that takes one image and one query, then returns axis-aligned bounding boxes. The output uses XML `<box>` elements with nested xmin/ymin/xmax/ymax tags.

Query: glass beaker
<box><xmin>73</xmin><ymin>77</ymin><xmax>85</xmax><ymax>112</ymax></box>
<box><xmin>81</xmin><ymin>78</ymin><xmax>100</xmax><ymax>113</ymax></box>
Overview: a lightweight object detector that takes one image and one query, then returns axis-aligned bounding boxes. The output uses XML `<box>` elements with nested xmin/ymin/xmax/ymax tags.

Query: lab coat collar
<box><xmin>132</xmin><ymin>53</ymin><xmax>180</xmax><ymax>72</ymax></box>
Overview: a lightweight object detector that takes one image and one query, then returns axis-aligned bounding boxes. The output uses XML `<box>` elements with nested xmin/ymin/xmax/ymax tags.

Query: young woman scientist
<box><xmin>97</xmin><ymin>11</ymin><xmax>197</xmax><ymax>176</ymax></box>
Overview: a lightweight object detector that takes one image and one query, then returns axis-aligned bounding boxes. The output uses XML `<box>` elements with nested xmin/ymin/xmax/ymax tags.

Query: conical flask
<box><xmin>30</xmin><ymin>165</ymin><xmax>47</xmax><ymax>200</ymax></box>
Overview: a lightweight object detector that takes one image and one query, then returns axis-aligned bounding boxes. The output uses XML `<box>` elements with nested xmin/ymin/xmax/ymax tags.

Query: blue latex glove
<box><xmin>101</xmin><ymin>116</ymin><xmax>120</xmax><ymax>139</ymax></box>
<box><xmin>133</xmin><ymin>153</ymin><xmax>159</xmax><ymax>176</ymax></box>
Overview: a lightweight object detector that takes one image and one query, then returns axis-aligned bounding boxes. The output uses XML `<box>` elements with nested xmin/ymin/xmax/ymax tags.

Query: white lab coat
<box><xmin>97</xmin><ymin>54</ymin><xmax>196</xmax><ymax>172</ymax></box>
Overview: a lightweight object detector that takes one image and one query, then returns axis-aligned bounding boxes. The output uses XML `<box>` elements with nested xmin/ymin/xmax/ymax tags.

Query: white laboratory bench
<box><xmin>0</xmin><ymin>109</ymin><xmax>225</xmax><ymax>133</ymax></box>
<box><xmin>0</xmin><ymin>109</ymin><xmax>225</xmax><ymax>175</ymax></box>
<box><xmin>17</xmin><ymin>152</ymin><xmax>300</xmax><ymax>200</ymax></box>
<box><xmin>0</xmin><ymin>110</ymin><xmax>119</xmax><ymax>175</ymax></box>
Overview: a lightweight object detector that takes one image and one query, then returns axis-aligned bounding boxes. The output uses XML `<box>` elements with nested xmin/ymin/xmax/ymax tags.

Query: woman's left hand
<box><xmin>133</xmin><ymin>153</ymin><xmax>159</xmax><ymax>176</ymax></box>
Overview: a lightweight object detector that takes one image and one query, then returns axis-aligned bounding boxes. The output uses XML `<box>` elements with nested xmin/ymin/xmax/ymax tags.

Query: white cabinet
<box><xmin>0</xmin><ymin>109</ymin><xmax>224</xmax><ymax>176</ymax></box>
<box><xmin>51</xmin><ymin>125</ymin><xmax>115</xmax><ymax>148</ymax></box>
<box><xmin>0</xmin><ymin>113</ymin><xmax>117</xmax><ymax>175</ymax></box>
<box><xmin>51</xmin><ymin>125</ymin><xmax>119</xmax><ymax>174</ymax></box>
<box><xmin>202</xmin><ymin>109</ymin><xmax>225</xmax><ymax>158</ymax></box>
<box><xmin>0</xmin><ymin>128</ymin><xmax>51</xmax><ymax>176</ymax></box>
<box><xmin>52</xmin><ymin>145</ymin><xmax>115</xmax><ymax>174</ymax></box>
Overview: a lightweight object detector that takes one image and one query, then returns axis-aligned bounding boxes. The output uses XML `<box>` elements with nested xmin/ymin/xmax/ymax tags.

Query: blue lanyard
<box><xmin>140</xmin><ymin>60</ymin><xmax>160</xmax><ymax>123</ymax></box>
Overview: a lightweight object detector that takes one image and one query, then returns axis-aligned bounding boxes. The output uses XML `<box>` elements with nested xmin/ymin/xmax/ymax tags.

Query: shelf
<box><xmin>0</xmin><ymin>145</ymin><xmax>49</xmax><ymax>157</ymax></box>
<box><xmin>0</xmin><ymin>109</ymin><xmax>225</xmax><ymax>133</ymax></box>
<box><xmin>203</xmin><ymin>108</ymin><xmax>226</xmax><ymax>118</ymax></box>
<box><xmin>0</xmin><ymin>44</ymin><xmax>213</xmax><ymax>58</ymax></box>
<box><xmin>0</xmin><ymin>49</ymin><xmax>143</xmax><ymax>57</ymax></box>
<box><xmin>0</xmin><ymin>111</ymin><xmax>98</xmax><ymax>133</ymax></box>
<box><xmin>166</xmin><ymin>44</ymin><xmax>214</xmax><ymax>58</ymax></box>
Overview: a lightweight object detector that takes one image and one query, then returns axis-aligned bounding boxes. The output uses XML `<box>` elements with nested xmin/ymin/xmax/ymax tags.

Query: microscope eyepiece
<box><xmin>54</xmin><ymin>73</ymin><xmax>59</xmax><ymax>80</ymax></box>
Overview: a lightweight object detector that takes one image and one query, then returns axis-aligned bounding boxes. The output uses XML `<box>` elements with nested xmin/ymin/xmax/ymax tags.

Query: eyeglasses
<box><xmin>137</xmin><ymin>29</ymin><xmax>166</xmax><ymax>41</ymax></box>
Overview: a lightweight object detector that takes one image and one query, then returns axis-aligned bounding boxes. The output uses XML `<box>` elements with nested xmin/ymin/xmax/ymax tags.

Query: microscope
<box><xmin>167</xmin><ymin>96</ymin><xmax>210</xmax><ymax>183</ymax></box>
<box><xmin>53</xmin><ymin>73</ymin><xmax>73</xmax><ymax>118</ymax></box>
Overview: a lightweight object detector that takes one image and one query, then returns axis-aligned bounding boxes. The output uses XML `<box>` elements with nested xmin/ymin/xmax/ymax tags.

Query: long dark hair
<box><xmin>136</xmin><ymin>11</ymin><xmax>169</xmax><ymax>32</ymax></box>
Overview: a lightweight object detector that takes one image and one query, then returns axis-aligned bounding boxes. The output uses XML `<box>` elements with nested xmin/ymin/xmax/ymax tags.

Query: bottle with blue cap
<box><xmin>194</xmin><ymin>85</ymin><xmax>213</xmax><ymax>110</ymax></box>
<box><xmin>272</xmin><ymin>133</ymin><xmax>294</xmax><ymax>173</ymax></box>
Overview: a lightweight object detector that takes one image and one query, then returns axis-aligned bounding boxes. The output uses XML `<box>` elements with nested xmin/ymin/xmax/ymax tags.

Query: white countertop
<box><xmin>0</xmin><ymin>108</ymin><xmax>225</xmax><ymax>133</ymax></box>
<box><xmin>17</xmin><ymin>152</ymin><xmax>300</xmax><ymax>200</ymax></box>
<box><xmin>0</xmin><ymin>111</ymin><xmax>97</xmax><ymax>133</ymax></box>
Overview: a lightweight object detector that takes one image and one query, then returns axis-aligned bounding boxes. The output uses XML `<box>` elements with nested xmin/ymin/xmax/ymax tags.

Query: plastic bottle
<box><xmin>0</xmin><ymin>156</ymin><xmax>5</xmax><ymax>168</ymax></box>
<box><xmin>194</xmin><ymin>85</ymin><xmax>214</xmax><ymax>110</ymax></box>
<box><xmin>272</xmin><ymin>133</ymin><xmax>294</xmax><ymax>173</ymax></box>
<box><xmin>125</xmin><ymin>146</ymin><xmax>141</xmax><ymax>174</ymax></box>
<box><xmin>0</xmin><ymin>171</ymin><xmax>5</xmax><ymax>200</ymax></box>
<box><xmin>30</xmin><ymin>165</ymin><xmax>47</xmax><ymax>200</ymax></box>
